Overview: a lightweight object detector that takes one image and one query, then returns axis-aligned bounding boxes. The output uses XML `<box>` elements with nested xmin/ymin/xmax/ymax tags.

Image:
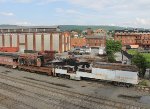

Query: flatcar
<box><xmin>54</xmin><ymin>62</ymin><xmax>139</xmax><ymax>87</ymax></box>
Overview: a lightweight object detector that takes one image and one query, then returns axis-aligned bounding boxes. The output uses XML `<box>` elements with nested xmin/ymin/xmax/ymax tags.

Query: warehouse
<box><xmin>0</xmin><ymin>26</ymin><xmax>71</xmax><ymax>53</ymax></box>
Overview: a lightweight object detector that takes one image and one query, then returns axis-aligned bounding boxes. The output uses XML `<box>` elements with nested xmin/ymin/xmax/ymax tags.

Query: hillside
<box><xmin>0</xmin><ymin>24</ymin><xmax>134</xmax><ymax>31</ymax></box>
<box><xmin>59</xmin><ymin>25</ymin><xmax>126</xmax><ymax>31</ymax></box>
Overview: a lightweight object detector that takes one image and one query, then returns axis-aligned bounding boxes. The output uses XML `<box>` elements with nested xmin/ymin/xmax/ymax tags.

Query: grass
<box><xmin>127</xmin><ymin>49</ymin><xmax>138</xmax><ymax>55</ymax></box>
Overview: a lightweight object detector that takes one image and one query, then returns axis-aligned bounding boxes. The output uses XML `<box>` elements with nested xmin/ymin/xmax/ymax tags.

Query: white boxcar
<box><xmin>76</xmin><ymin>68</ymin><xmax>138</xmax><ymax>84</ymax></box>
<box><xmin>55</xmin><ymin>62</ymin><xmax>139</xmax><ymax>85</ymax></box>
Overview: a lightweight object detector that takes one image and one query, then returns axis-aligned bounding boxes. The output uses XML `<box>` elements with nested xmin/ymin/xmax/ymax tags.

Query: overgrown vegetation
<box><xmin>128</xmin><ymin>49</ymin><xmax>150</xmax><ymax>68</ymax></box>
<box><xmin>138</xmin><ymin>80</ymin><xmax>150</xmax><ymax>87</ymax></box>
<box><xmin>131</xmin><ymin>52</ymin><xmax>147</xmax><ymax>78</ymax></box>
<box><xmin>106</xmin><ymin>40</ymin><xmax>122</xmax><ymax>63</ymax></box>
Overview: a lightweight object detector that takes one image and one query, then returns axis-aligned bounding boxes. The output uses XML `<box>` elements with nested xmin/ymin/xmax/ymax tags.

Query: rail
<box><xmin>122</xmin><ymin>50</ymin><xmax>133</xmax><ymax>59</ymax></box>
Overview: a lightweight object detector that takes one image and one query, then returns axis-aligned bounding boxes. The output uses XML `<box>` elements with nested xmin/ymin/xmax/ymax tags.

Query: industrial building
<box><xmin>0</xmin><ymin>26</ymin><xmax>71</xmax><ymax>53</ymax></box>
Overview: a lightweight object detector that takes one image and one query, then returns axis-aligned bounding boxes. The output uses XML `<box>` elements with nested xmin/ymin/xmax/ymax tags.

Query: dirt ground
<box><xmin>0</xmin><ymin>66</ymin><xmax>149</xmax><ymax>109</ymax></box>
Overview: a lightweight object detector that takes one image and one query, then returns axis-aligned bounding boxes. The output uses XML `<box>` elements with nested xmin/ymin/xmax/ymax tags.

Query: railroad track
<box><xmin>0</xmin><ymin>73</ymin><xmax>147</xmax><ymax>109</ymax></box>
<box><xmin>0</xmin><ymin>82</ymin><xmax>88</xmax><ymax>109</ymax></box>
<box><xmin>0</xmin><ymin>92</ymin><xmax>36</xmax><ymax>109</ymax></box>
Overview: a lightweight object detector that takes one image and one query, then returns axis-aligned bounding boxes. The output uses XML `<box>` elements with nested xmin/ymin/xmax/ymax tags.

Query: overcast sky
<box><xmin>0</xmin><ymin>0</ymin><xmax>150</xmax><ymax>28</ymax></box>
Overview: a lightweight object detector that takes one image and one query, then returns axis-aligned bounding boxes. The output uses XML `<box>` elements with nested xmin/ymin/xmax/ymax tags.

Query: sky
<box><xmin>0</xmin><ymin>0</ymin><xmax>150</xmax><ymax>28</ymax></box>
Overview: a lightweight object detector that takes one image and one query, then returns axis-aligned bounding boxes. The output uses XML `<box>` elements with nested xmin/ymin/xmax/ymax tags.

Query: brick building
<box><xmin>71</xmin><ymin>38</ymin><xmax>86</xmax><ymax>48</ymax></box>
<box><xmin>86</xmin><ymin>29</ymin><xmax>106</xmax><ymax>47</ymax></box>
<box><xmin>115</xmin><ymin>29</ymin><xmax>150</xmax><ymax>48</ymax></box>
<box><xmin>87</xmin><ymin>28</ymin><xmax>93</xmax><ymax>36</ymax></box>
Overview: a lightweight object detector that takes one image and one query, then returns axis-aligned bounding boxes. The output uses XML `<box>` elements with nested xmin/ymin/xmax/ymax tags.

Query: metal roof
<box><xmin>0</xmin><ymin>25</ymin><xmax>59</xmax><ymax>29</ymax></box>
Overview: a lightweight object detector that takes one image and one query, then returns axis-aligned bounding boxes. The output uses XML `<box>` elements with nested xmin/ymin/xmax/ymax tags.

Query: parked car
<box><xmin>68</xmin><ymin>48</ymin><xmax>84</xmax><ymax>55</ymax></box>
<box><xmin>91</xmin><ymin>47</ymin><xmax>106</xmax><ymax>55</ymax></box>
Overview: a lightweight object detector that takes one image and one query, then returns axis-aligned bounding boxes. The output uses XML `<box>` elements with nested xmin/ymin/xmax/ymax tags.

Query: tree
<box><xmin>106</xmin><ymin>40</ymin><xmax>122</xmax><ymax>63</ymax></box>
<box><xmin>106</xmin><ymin>40</ymin><xmax>122</xmax><ymax>54</ymax></box>
<box><xmin>132</xmin><ymin>52</ymin><xmax>147</xmax><ymax>78</ymax></box>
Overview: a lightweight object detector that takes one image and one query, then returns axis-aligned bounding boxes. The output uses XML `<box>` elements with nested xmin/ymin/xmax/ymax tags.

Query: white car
<box><xmin>99</xmin><ymin>47</ymin><xmax>106</xmax><ymax>55</ymax></box>
<box><xmin>85</xmin><ymin>47</ymin><xmax>91</xmax><ymax>54</ymax></box>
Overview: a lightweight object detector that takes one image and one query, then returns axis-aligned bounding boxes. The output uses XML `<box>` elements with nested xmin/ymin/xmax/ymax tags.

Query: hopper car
<box><xmin>0</xmin><ymin>51</ymin><xmax>139</xmax><ymax>87</ymax></box>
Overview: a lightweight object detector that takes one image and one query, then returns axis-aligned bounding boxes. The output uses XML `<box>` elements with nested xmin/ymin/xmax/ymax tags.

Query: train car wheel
<box><xmin>12</xmin><ymin>65</ymin><xmax>17</xmax><ymax>69</ymax></box>
<box><xmin>113</xmin><ymin>81</ymin><xmax>118</xmax><ymax>86</ymax></box>
<box><xmin>86</xmin><ymin>64</ymin><xmax>90</xmax><ymax>68</ymax></box>
<box><xmin>36</xmin><ymin>58</ymin><xmax>42</xmax><ymax>67</ymax></box>
<box><xmin>126</xmin><ymin>84</ymin><xmax>131</xmax><ymax>88</ymax></box>
<box><xmin>65</xmin><ymin>75</ymin><xmax>70</xmax><ymax>79</ymax></box>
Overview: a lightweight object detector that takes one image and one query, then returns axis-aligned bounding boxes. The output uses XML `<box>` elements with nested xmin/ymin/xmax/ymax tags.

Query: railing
<box><xmin>121</xmin><ymin>50</ymin><xmax>133</xmax><ymax>59</ymax></box>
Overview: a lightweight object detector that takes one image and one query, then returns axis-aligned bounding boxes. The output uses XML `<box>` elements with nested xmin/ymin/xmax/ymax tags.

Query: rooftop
<box><xmin>115</xmin><ymin>29</ymin><xmax>150</xmax><ymax>33</ymax></box>
<box><xmin>86</xmin><ymin>34</ymin><xmax>110</xmax><ymax>39</ymax></box>
<box><xmin>0</xmin><ymin>25</ymin><xmax>61</xmax><ymax>33</ymax></box>
<box><xmin>0</xmin><ymin>25</ymin><xmax>59</xmax><ymax>29</ymax></box>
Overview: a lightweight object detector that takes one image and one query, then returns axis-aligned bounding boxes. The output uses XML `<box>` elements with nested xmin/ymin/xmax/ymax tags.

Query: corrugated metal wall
<box><xmin>12</xmin><ymin>34</ymin><xmax>17</xmax><ymax>47</ymax></box>
<box><xmin>19</xmin><ymin>34</ymin><xmax>25</xmax><ymax>52</ymax></box>
<box><xmin>5</xmin><ymin>34</ymin><xmax>10</xmax><ymax>47</ymax></box>
<box><xmin>27</xmin><ymin>33</ymin><xmax>33</xmax><ymax>50</ymax></box>
<box><xmin>19</xmin><ymin>34</ymin><xmax>25</xmax><ymax>43</ymax></box>
<box><xmin>36</xmin><ymin>34</ymin><xmax>42</xmax><ymax>51</ymax></box>
<box><xmin>0</xmin><ymin>34</ymin><xmax>2</xmax><ymax>47</ymax></box>
<box><xmin>44</xmin><ymin>33</ymin><xmax>50</xmax><ymax>51</ymax></box>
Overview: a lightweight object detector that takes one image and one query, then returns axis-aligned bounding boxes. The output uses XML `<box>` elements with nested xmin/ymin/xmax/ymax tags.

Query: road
<box><xmin>0</xmin><ymin>66</ymin><xmax>149</xmax><ymax>109</ymax></box>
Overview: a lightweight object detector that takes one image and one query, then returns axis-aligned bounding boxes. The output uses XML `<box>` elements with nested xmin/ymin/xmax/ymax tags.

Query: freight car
<box><xmin>18</xmin><ymin>50</ymin><xmax>55</xmax><ymax>67</ymax></box>
<box><xmin>0</xmin><ymin>51</ymin><xmax>139</xmax><ymax>87</ymax></box>
<box><xmin>0</xmin><ymin>51</ymin><xmax>56</xmax><ymax>75</ymax></box>
<box><xmin>0</xmin><ymin>52</ymin><xmax>19</xmax><ymax>68</ymax></box>
<box><xmin>54</xmin><ymin>62</ymin><xmax>139</xmax><ymax>87</ymax></box>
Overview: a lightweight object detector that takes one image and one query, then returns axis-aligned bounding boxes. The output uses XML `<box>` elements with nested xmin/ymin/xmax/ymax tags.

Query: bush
<box><xmin>132</xmin><ymin>52</ymin><xmax>147</xmax><ymax>78</ymax></box>
<box><xmin>138</xmin><ymin>80</ymin><xmax>150</xmax><ymax>87</ymax></box>
<box><xmin>107</xmin><ymin>54</ymin><xmax>116</xmax><ymax>63</ymax></box>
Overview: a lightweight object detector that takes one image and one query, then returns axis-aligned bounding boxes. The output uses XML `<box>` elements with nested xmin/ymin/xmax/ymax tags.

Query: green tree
<box><xmin>132</xmin><ymin>52</ymin><xmax>147</xmax><ymax>78</ymax></box>
<box><xmin>106</xmin><ymin>40</ymin><xmax>122</xmax><ymax>63</ymax></box>
<box><xmin>106</xmin><ymin>40</ymin><xmax>122</xmax><ymax>54</ymax></box>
